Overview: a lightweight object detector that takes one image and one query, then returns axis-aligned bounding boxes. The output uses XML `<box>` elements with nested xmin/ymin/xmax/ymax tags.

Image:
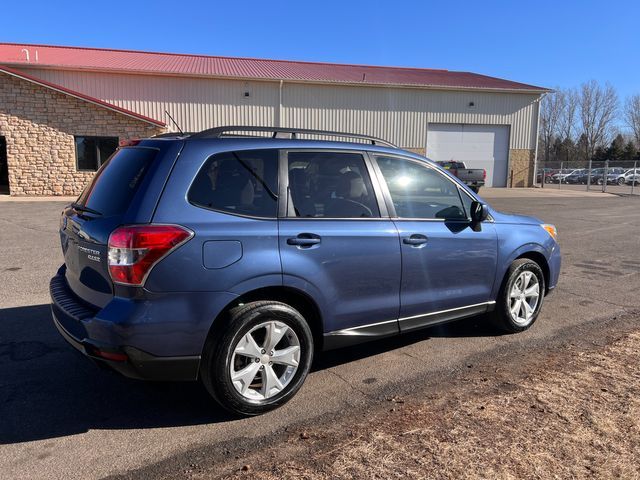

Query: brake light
<box><xmin>483</xmin><ymin>169</ymin><xmax>487</xmax><ymax>180</ymax></box>
<box><xmin>108</xmin><ymin>225</ymin><xmax>193</xmax><ymax>286</ymax></box>
<box><xmin>119</xmin><ymin>139</ymin><xmax>141</xmax><ymax>147</ymax></box>
<box><xmin>85</xmin><ymin>345</ymin><xmax>128</xmax><ymax>362</ymax></box>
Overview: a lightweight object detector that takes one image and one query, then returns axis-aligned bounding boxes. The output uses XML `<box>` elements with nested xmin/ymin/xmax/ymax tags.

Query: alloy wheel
<box><xmin>230</xmin><ymin>320</ymin><xmax>301</xmax><ymax>401</ymax></box>
<box><xmin>508</xmin><ymin>271</ymin><xmax>540</xmax><ymax>326</ymax></box>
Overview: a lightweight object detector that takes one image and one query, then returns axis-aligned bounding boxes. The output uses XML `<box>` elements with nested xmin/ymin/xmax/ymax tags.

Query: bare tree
<box><xmin>558</xmin><ymin>88</ymin><xmax>578</xmax><ymax>140</ymax></box>
<box><xmin>578</xmin><ymin>80</ymin><xmax>618</xmax><ymax>161</ymax></box>
<box><xmin>539</xmin><ymin>89</ymin><xmax>565</xmax><ymax>163</ymax></box>
<box><xmin>624</xmin><ymin>94</ymin><xmax>640</xmax><ymax>145</ymax></box>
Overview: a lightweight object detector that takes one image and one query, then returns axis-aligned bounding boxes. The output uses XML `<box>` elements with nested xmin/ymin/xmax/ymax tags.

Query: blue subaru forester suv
<box><xmin>51</xmin><ymin>126</ymin><xmax>561</xmax><ymax>415</ymax></box>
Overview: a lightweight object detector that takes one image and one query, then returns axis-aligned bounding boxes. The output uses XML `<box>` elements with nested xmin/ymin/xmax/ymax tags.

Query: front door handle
<box><xmin>403</xmin><ymin>234</ymin><xmax>428</xmax><ymax>246</ymax></box>
<box><xmin>287</xmin><ymin>234</ymin><xmax>321</xmax><ymax>247</ymax></box>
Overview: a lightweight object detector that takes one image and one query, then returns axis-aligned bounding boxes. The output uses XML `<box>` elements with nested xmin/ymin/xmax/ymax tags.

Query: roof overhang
<box><xmin>5</xmin><ymin>62</ymin><xmax>551</xmax><ymax>95</ymax></box>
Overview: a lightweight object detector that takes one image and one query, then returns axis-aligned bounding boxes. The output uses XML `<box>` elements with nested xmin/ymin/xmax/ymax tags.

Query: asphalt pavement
<box><xmin>1</xmin><ymin>190</ymin><xmax>639</xmax><ymax>479</ymax></box>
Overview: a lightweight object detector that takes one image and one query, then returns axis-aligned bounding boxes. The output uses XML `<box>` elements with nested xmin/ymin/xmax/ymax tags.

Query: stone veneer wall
<box><xmin>400</xmin><ymin>147</ymin><xmax>426</xmax><ymax>155</ymax></box>
<box><xmin>509</xmin><ymin>149</ymin><xmax>535</xmax><ymax>187</ymax></box>
<box><xmin>0</xmin><ymin>71</ymin><xmax>165</xmax><ymax>195</ymax></box>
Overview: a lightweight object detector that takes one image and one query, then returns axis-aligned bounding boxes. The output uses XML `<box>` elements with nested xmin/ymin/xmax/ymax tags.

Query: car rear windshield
<box><xmin>76</xmin><ymin>147</ymin><xmax>158</xmax><ymax>217</ymax></box>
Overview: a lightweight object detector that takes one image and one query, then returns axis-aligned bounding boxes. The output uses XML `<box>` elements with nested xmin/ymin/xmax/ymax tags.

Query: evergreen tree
<box><xmin>607</xmin><ymin>134</ymin><xmax>626</xmax><ymax>160</ymax></box>
<box><xmin>576</xmin><ymin>134</ymin><xmax>589</xmax><ymax>161</ymax></box>
<box><xmin>592</xmin><ymin>146</ymin><xmax>608</xmax><ymax>162</ymax></box>
<box><xmin>623</xmin><ymin>141</ymin><xmax>637</xmax><ymax>161</ymax></box>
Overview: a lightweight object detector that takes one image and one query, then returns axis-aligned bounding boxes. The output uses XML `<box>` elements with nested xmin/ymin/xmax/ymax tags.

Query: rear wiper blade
<box><xmin>71</xmin><ymin>203</ymin><xmax>102</xmax><ymax>216</ymax></box>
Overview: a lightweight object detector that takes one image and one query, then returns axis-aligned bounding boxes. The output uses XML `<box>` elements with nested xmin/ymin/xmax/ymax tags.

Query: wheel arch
<box><xmin>515</xmin><ymin>250</ymin><xmax>550</xmax><ymax>294</ymax></box>
<box><xmin>202</xmin><ymin>286</ymin><xmax>325</xmax><ymax>357</ymax></box>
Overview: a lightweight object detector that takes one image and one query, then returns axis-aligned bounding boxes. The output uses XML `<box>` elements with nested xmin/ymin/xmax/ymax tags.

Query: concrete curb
<box><xmin>0</xmin><ymin>195</ymin><xmax>75</xmax><ymax>202</ymax></box>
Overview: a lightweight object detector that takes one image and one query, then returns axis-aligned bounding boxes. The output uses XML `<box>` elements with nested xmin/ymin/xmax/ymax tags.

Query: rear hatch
<box><xmin>60</xmin><ymin>145</ymin><xmax>164</xmax><ymax>308</ymax></box>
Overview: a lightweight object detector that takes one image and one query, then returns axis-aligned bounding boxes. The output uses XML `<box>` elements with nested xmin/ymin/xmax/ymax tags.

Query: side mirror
<box><xmin>470</xmin><ymin>201</ymin><xmax>489</xmax><ymax>223</ymax></box>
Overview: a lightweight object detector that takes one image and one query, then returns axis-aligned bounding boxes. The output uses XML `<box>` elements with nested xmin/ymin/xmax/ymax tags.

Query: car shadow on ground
<box><xmin>0</xmin><ymin>304</ymin><xmax>501</xmax><ymax>444</ymax></box>
<box><xmin>312</xmin><ymin>313</ymin><xmax>502</xmax><ymax>371</ymax></box>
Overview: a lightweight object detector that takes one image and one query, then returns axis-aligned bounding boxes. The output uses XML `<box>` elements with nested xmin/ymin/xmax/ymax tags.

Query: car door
<box><xmin>370</xmin><ymin>153</ymin><xmax>498</xmax><ymax>333</ymax></box>
<box><xmin>278</xmin><ymin>149</ymin><xmax>401</xmax><ymax>342</ymax></box>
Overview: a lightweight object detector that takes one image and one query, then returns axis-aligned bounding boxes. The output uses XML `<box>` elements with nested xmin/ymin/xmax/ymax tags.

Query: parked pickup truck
<box><xmin>436</xmin><ymin>161</ymin><xmax>486</xmax><ymax>193</ymax></box>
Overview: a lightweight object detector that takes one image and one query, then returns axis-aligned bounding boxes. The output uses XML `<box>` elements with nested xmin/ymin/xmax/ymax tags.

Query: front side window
<box><xmin>189</xmin><ymin>149</ymin><xmax>279</xmax><ymax>218</ymax></box>
<box><xmin>375</xmin><ymin>155</ymin><xmax>466</xmax><ymax>220</ymax></box>
<box><xmin>75</xmin><ymin>136</ymin><xmax>119</xmax><ymax>171</ymax></box>
<box><xmin>287</xmin><ymin>151</ymin><xmax>380</xmax><ymax>218</ymax></box>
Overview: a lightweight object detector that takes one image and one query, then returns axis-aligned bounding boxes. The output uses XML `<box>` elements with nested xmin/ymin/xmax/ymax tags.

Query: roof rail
<box><xmin>189</xmin><ymin>126</ymin><xmax>397</xmax><ymax>147</ymax></box>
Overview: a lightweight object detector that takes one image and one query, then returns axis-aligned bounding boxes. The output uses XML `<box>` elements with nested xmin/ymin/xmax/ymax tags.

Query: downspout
<box><xmin>277</xmin><ymin>80</ymin><xmax>283</xmax><ymax>128</ymax></box>
<box><xmin>532</xmin><ymin>93</ymin><xmax>545</xmax><ymax>187</ymax></box>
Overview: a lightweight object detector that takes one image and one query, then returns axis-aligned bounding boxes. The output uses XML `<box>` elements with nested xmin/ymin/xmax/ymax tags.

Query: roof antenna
<box><xmin>165</xmin><ymin>110</ymin><xmax>184</xmax><ymax>135</ymax></box>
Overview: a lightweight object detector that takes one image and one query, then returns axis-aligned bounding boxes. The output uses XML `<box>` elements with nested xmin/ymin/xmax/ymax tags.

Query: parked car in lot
<box><xmin>537</xmin><ymin>168</ymin><xmax>557</xmax><ymax>184</ymax></box>
<box><xmin>563</xmin><ymin>169</ymin><xmax>587</xmax><ymax>184</ymax></box>
<box><xmin>625</xmin><ymin>169</ymin><xmax>640</xmax><ymax>185</ymax></box>
<box><xmin>551</xmin><ymin>168</ymin><xmax>578</xmax><ymax>183</ymax></box>
<box><xmin>572</xmin><ymin>168</ymin><xmax>604</xmax><ymax>185</ymax></box>
<box><xmin>600</xmin><ymin>167</ymin><xmax>627</xmax><ymax>185</ymax></box>
<box><xmin>51</xmin><ymin>126</ymin><xmax>561</xmax><ymax>415</ymax></box>
<box><xmin>434</xmin><ymin>161</ymin><xmax>485</xmax><ymax>193</ymax></box>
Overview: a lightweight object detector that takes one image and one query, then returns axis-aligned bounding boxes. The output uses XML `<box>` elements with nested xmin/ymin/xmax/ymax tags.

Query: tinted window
<box><xmin>75</xmin><ymin>136</ymin><xmax>119</xmax><ymax>171</ymax></box>
<box><xmin>287</xmin><ymin>151</ymin><xmax>380</xmax><ymax>218</ymax></box>
<box><xmin>189</xmin><ymin>149</ymin><xmax>279</xmax><ymax>218</ymax></box>
<box><xmin>458</xmin><ymin>188</ymin><xmax>474</xmax><ymax>219</ymax></box>
<box><xmin>375</xmin><ymin>155</ymin><xmax>466</xmax><ymax>220</ymax></box>
<box><xmin>76</xmin><ymin>147</ymin><xmax>157</xmax><ymax>217</ymax></box>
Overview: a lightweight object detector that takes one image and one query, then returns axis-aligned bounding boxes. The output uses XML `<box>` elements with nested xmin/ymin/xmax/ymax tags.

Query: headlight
<box><xmin>541</xmin><ymin>224</ymin><xmax>558</xmax><ymax>241</ymax></box>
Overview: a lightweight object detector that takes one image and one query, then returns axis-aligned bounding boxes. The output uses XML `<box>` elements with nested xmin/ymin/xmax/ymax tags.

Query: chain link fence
<box><xmin>536</xmin><ymin>160</ymin><xmax>640</xmax><ymax>195</ymax></box>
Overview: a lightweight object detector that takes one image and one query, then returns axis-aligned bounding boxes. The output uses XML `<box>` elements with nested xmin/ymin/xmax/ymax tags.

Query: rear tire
<box><xmin>201</xmin><ymin>301</ymin><xmax>314</xmax><ymax>416</ymax></box>
<box><xmin>490</xmin><ymin>259</ymin><xmax>545</xmax><ymax>333</ymax></box>
<box><xmin>470</xmin><ymin>186</ymin><xmax>480</xmax><ymax>193</ymax></box>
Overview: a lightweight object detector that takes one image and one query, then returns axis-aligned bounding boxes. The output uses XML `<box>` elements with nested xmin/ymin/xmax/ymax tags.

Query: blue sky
<box><xmin>2</xmin><ymin>0</ymin><xmax>639</xmax><ymax>100</ymax></box>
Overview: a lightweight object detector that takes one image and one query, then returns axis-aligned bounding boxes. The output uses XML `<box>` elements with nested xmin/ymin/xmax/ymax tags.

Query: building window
<box><xmin>75</xmin><ymin>136</ymin><xmax>119</xmax><ymax>171</ymax></box>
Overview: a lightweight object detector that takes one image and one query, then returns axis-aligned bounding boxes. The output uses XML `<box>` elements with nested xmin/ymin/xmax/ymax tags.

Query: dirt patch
<box><xmin>197</xmin><ymin>329</ymin><xmax>640</xmax><ymax>479</ymax></box>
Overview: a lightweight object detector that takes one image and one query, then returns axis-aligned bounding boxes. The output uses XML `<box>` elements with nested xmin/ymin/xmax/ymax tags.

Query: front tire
<box><xmin>201</xmin><ymin>301</ymin><xmax>314</xmax><ymax>416</ymax></box>
<box><xmin>490</xmin><ymin>259</ymin><xmax>545</xmax><ymax>333</ymax></box>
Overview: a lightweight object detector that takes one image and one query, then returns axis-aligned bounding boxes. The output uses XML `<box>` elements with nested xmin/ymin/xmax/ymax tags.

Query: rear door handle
<box><xmin>287</xmin><ymin>234</ymin><xmax>321</xmax><ymax>247</ymax></box>
<box><xmin>403</xmin><ymin>234</ymin><xmax>428</xmax><ymax>246</ymax></box>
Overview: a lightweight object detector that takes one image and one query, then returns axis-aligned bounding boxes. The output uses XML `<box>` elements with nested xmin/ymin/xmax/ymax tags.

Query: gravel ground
<box><xmin>195</xmin><ymin>316</ymin><xmax>640</xmax><ymax>479</ymax></box>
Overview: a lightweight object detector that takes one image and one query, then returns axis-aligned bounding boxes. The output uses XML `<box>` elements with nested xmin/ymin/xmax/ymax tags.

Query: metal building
<box><xmin>0</xmin><ymin>43</ymin><xmax>548</xmax><ymax>195</ymax></box>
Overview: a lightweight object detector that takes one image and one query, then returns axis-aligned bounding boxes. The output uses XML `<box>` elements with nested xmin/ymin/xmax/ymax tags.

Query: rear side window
<box><xmin>287</xmin><ymin>151</ymin><xmax>380</xmax><ymax>218</ymax></box>
<box><xmin>189</xmin><ymin>149</ymin><xmax>279</xmax><ymax>218</ymax></box>
<box><xmin>76</xmin><ymin>147</ymin><xmax>157</xmax><ymax>217</ymax></box>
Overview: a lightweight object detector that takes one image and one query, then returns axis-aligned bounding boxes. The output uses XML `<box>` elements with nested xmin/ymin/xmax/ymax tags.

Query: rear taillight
<box><xmin>483</xmin><ymin>169</ymin><xmax>487</xmax><ymax>180</ymax></box>
<box><xmin>108</xmin><ymin>225</ymin><xmax>193</xmax><ymax>286</ymax></box>
<box><xmin>119</xmin><ymin>138</ymin><xmax>142</xmax><ymax>147</ymax></box>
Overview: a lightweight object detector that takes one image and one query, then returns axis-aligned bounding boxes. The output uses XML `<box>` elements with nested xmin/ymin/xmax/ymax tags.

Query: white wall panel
<box><xmin>20</xmin><ymin>68</ymin><xmax>540</xmax><ymax>149</ymax></box>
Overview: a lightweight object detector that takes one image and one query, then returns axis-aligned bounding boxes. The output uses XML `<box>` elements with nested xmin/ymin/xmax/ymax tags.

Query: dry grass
<box><xmin>212</xmin><ymin>331</ymin><xmax>640</xmax><ymax>480</ymax></box>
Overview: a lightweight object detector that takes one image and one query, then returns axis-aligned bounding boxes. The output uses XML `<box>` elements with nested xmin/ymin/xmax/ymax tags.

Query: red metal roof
<box><xmin>0</xmin><ymin>65</ymin><xmax>165</xmax><ymax>127</ymax></box>
<box><xmin>0</xmin><ymin>43</ymin><xmax>548</xmax><ymax>93</ymax></box>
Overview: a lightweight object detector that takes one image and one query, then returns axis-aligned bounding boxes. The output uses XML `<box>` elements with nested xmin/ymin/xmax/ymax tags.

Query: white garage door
<box><xmin>426</xmin><ymin>124</ymin><xmax>510</xmax><ymax>187</ymax></box>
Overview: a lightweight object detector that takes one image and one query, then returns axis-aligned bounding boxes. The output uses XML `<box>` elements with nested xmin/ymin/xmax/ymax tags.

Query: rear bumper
<box><xmin>50</xmin><ymin>269</ymin><xmax>200</xmax><ymax>381</ymax></box>
<box><xmin>463</xmin><ymin>180</ymin><xmax>485</xmax><ymax>187</ymax></box>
